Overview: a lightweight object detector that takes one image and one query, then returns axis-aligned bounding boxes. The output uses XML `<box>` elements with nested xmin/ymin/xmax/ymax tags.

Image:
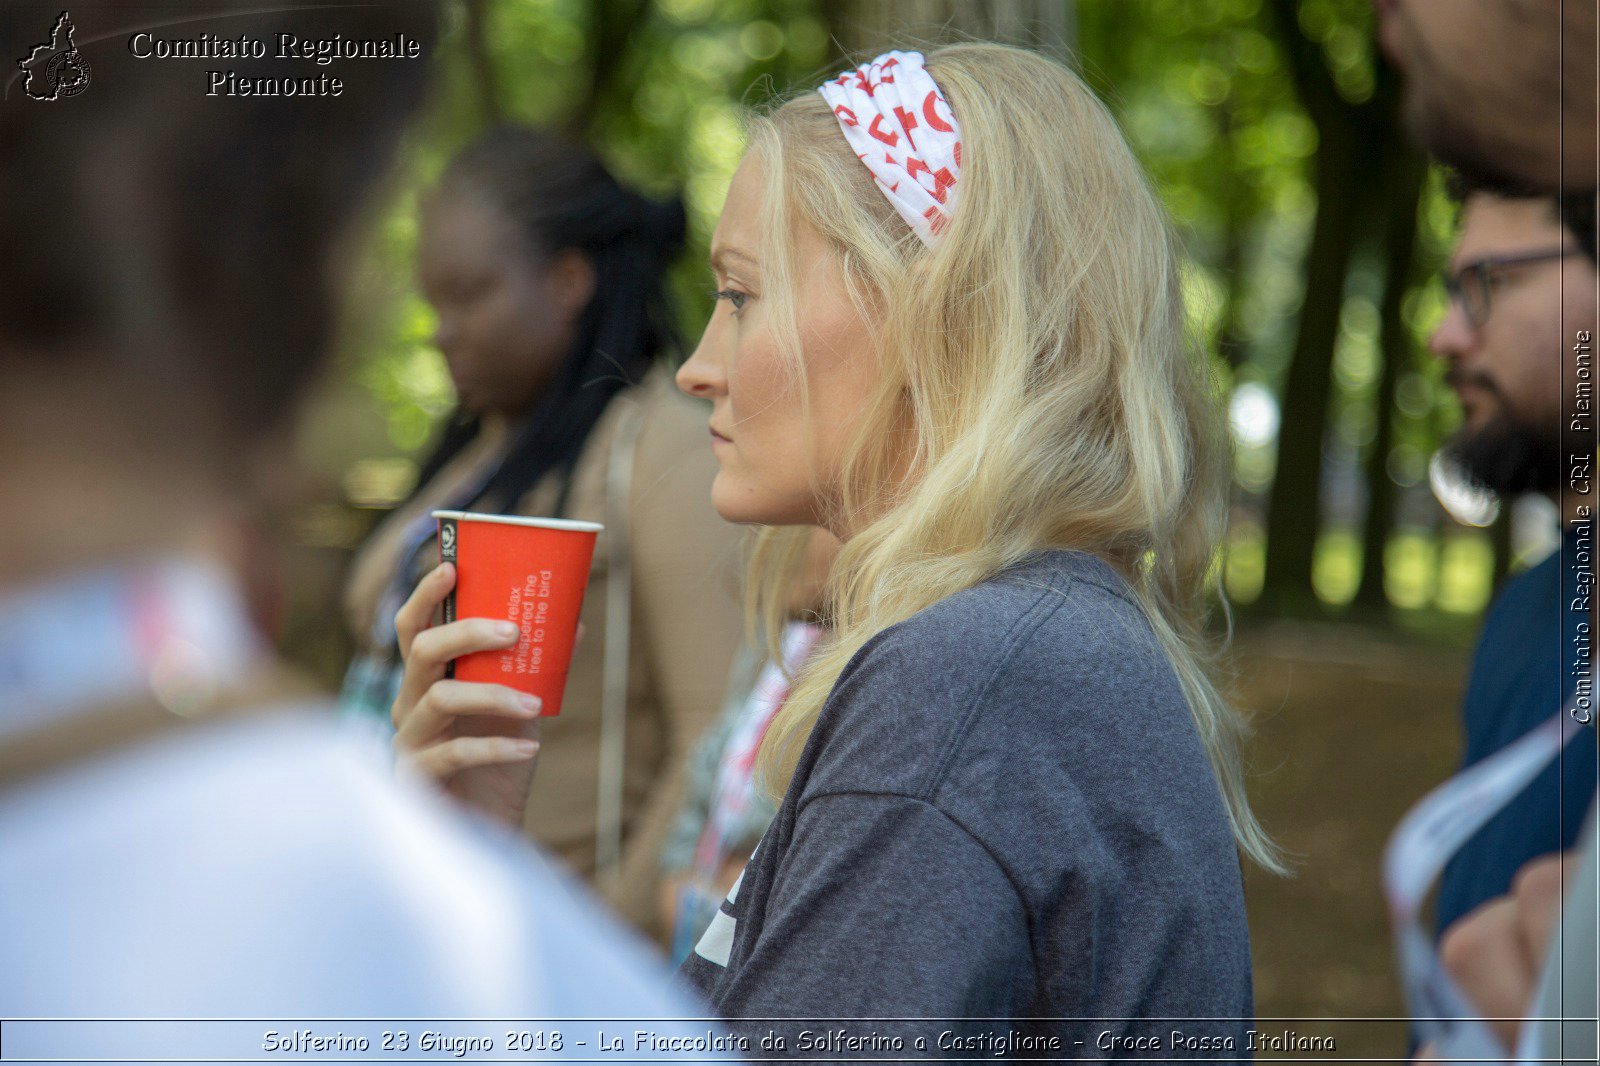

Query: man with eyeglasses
<box><xmin>1422</xmin><ymin>186</ymin><xmax>1597</xmax><ymax>1057</ymax></box>
<box><xmin>1432</xmin><ymin>193</ymin><xmax>1592</xmax><ymax>519</ymax></box>
<box><xmin>1372</xmin><ymin>1</ymin><xmax>1598</xmax><ymax>1056</ymax></box>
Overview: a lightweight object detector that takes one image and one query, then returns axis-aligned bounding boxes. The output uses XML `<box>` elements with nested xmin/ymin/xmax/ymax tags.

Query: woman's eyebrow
<box><xmin>710</xmin><ymin>246</ymin><xmax>759</xmax><ymax>275</ymax></box>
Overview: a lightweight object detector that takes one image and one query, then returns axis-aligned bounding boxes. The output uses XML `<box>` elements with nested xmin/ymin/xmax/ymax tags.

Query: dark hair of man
<box><xmin>1444</xmin><ymin>169</ymin><xmax>1596</xmax><ymax>266</ymax></box>
<box><xmin>1560</xmin><ymin>192</ymin><xmax>1597</xmax><ymax>264</ymax></box>
<box><xmin>1444</xmin><ymin>170</ymin><xmax>1594</xmax><ymax>263</ymax></box>
<box><xmin>0</xmin><ymin>2</ymin><xmax>438</xmax><ymax>447</ymax></box>
<box><xmin>410</xmin><ymin>126</ymin><xmax>689</xmax><ymax>517</ymax></box>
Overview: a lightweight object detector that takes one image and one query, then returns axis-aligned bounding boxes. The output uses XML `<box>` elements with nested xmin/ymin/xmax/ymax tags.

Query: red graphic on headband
<box><xmin>905</xmin><ymin>156</ymin><xmax>955</xmax><ymax>204</ymax></box>
<box><xmin>923</xmin><ymin>90</ymin><xmax>956</xmax><ymax>133</ymax></box>
<box><xmin>868</xmin><ymin>113</ymin><xmax>900</xmax><ymax>147</ymax></box>
<box><xmin>816</xmin><ymin>50</ymin><xmax>962</xmax><ymax>245</ymax></box>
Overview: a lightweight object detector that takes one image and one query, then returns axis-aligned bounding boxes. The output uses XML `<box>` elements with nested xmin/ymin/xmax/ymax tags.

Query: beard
<box><xmin>1442</xmin><ymin>407</ymin><xmax>1562</xmax><ymax>499</ymax></box>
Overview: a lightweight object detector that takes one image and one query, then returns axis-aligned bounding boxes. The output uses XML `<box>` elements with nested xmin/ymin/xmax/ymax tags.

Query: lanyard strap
<box><xmin>1384</xmin><ymin>684</ymin><xmax>1593</xmax><ymax>1060</ymax></box>
<box><xmin>352</xmin><ymin>466</ymin><xmax>500</xmax><ymax>718</ymax></box>
<box><xmin>595</xmin><ymin>398</ymin><xmax>643</xmax><ymax>890</ymax></box>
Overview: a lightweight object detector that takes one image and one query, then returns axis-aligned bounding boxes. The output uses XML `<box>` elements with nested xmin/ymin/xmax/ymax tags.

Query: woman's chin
<box><xmin>709</xmin><ymin>494</ymin><xmax>767</xmax><ymax>526</ymax></box>
<box><xmin>710</xmin><ymin>476</ymin><xmax>808</xmax><ymax>527</ymax></box>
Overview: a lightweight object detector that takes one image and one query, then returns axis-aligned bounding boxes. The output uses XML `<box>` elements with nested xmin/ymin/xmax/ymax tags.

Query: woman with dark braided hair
<box><xmin>339</xmin><ymin>125</ymin><xmax>745</xmax><ymax>939</ymax></box>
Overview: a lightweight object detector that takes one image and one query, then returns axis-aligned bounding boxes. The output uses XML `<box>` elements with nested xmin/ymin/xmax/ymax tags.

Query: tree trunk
<box><xmin>1257</xmin><ymin>1</ymin><xmax>1394</xmax><ymax>616</ymax></box>
<box><xmin>1214</xmin><ymin>94</ymin><xmax>1251</xmax><ymax>370</ymax></box>
<box><xmin>462</xmin><ymin>0</ymin><xmax>502</xmax><ymax>125</ymax></box>
<box><xmin>1257</xmin><ymin>116</ymin><xmax>1364</xmax><ymax>613</ymax></box>
<box><xmin>1353</xmin><ymin>101</ymin><xmax>1425</xmax><ymax>612</ymax></box>
<box><xmin>568</xmin><ymin>0</ymin><xmax>651</xmax><ymax>135</ymax></box>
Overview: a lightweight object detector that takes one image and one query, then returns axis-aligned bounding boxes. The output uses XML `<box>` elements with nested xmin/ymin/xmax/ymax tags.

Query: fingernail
<box><xmin>512</xmin><ymin>739</ymin><xmax>539</xmax><ymax>755</ymax></box>
<box><xmin>496</xmin><ymin>621</ymin><xmax>519</xmax><ymax>639</ymax></box>
<box><xmin>518</xmin><ymin>693</ymin><xmax>540</xmax><ymax>713</ymax></box>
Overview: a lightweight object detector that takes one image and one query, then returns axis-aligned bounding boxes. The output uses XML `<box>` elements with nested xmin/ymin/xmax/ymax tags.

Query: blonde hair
<box><xmin>744</xmin><ymin>42</ymin><xmax>1282</xmax><ymax>872</ymax></box>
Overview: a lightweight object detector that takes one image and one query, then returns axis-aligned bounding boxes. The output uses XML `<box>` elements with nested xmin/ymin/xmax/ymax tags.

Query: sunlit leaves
<box><xmin>327</xmin><ymin>0</ymin><xmax>1483</xmax><ymax>616</ymax></box>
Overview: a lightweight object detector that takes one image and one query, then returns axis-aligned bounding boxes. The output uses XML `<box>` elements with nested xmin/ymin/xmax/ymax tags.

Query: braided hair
<box><xmin>411</xmin><ymin>125</ymin><xmax>688</xmax><ymax>515</ymax></box>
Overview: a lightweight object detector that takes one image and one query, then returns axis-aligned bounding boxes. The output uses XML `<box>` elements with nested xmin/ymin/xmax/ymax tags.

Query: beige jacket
<box><xmin>344</xmin><ymin>367</ymin><xmax>747</xmax><ymax>938</ymax></box>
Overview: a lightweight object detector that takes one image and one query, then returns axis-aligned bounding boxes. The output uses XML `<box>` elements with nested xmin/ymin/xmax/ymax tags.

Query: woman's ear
<box><xmin>550</xmin><ymin>248</ymin><xmax>597</xmax><ymax>318</ymax></box>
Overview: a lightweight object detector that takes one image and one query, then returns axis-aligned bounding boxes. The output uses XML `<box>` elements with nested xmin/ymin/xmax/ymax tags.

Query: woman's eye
<box><xmin>713</xmin><ymin>288</ymin><xmax>750</xmax><ymax>313</ymax></box>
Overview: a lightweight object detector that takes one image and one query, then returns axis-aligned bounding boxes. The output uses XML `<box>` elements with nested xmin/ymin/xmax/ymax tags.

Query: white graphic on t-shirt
<box><xmin>692</xmin><ymin>866</ymin><xmax>743</xmax><ymax>968</ymax></box>
<box><xmin>693</xmin><ymin>834</ymin><xmax>766</xmax><ymax>970</ymax></box>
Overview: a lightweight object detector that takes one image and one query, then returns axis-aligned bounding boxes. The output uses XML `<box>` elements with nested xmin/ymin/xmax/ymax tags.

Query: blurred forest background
<box><xmin>277</xmin><ymin>0</ymin><xmax>1564</xmax><ymax>1053</ymax></box>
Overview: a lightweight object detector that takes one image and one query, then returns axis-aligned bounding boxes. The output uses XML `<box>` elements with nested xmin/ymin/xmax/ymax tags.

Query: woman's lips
<box><xmin>709</xmin><ymin>425</ymin><xmax>733</xmax><ymax>445</ymax></box>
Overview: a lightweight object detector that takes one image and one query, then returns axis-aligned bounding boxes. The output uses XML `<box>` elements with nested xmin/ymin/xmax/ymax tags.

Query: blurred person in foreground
<box><xmin>1434</xmin><ymin>849</ymin><xmax>1593</xmax><ymax>1058</ymax></box>
<box><xmin>341</xmin><ymin>125</ymin><xmax>744</xmax><ymax>939</ymax></box>
<box><xmin>1426</xmin><ymin>186</ymin><xmax>1597</xmax><ymax>940</ymax></box>
<box><xmin>1374</xmin><ymin>0</ymin><xmax>1597</xmax><ymax>205</ymax></box>
<box><xmin>0</xmin><ymin>1</ymin><xmax>710</xmax><ymax>1035</ymax></box>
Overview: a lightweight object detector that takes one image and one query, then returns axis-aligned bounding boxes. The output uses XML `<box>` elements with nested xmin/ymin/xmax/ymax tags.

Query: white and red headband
<box><xmin>817</xmin><ymin>50</ymin><xmax>963</xmax><ymax>247</ymax></box>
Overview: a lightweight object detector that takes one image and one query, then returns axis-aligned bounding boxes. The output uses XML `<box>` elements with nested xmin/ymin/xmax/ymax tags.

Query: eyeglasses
<box><xmin>1442</xmin><ymin>248</ymin><xmax>1581</xmax><ymax>329</ymax></box>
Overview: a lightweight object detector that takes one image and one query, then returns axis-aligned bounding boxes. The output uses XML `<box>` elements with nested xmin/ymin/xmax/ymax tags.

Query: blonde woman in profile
<box><xmin>392</xmin><ymin>43</ymin><xmax>1276</xmax><ymax>1053</ymax></box>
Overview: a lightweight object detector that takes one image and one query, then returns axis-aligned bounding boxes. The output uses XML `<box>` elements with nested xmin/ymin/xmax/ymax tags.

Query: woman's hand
<box><xmin>391</xmin><ymin>562</ymin><xmax>542</xmax><ymax>828</ymax></box>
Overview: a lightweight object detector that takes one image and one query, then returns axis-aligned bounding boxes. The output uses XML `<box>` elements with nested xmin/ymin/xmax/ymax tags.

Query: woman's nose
<box><xmin>676</xmin><ymin>329</ymin><xmax>727</xmax><ymax>400</ymax></box>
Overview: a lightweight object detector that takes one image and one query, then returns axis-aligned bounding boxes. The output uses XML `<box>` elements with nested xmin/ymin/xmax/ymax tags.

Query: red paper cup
<box><xmin>433</xmin><ymin>510</ymin><xmax>603</xmax><ymax>717</ymax></box>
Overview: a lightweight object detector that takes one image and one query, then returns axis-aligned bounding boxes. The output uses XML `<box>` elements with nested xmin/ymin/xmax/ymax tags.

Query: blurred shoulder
<box><xmin>0</xmin><ymin>708</ymin><xmax>693</xmax><ymax>1017</ymax></box>
<box><xmin>566</xmin><ymin>362</ymin><xmax>708</xmax><ymax>482</ymax></box>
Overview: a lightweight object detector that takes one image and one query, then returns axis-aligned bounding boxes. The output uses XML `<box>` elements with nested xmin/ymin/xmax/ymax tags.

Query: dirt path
<box><xmin>1231</xmin><ymin>621</ymin><xmax>1470</xmax><ymax>1058</ymax></box>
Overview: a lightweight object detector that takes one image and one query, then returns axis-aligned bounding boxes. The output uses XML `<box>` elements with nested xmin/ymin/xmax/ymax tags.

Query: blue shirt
<box><xmin>1435</xmin><ymin>522</ymin><xmax>1597</xmax><ymax>937</ymax></box>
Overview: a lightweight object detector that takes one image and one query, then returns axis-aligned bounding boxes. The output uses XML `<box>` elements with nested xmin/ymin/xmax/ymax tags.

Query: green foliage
<box><xmin>346</xmin><ymin>0</ymin><xmax>831</xmax><ymax>459</ymax></box>
<box><xmin>1080</xmin><ymin>0</ymin><xmax>1473</xmax><ymax>615</ymax></box>
<box><xmin>334</xmin><ymin>0</ymin><xmax>1487</xmax><ymax>622</ymax></box>
<box><xmin>1080</xmin><ymin>0</ymin><xmax>1316</xmax><ymax>393</ymax></box>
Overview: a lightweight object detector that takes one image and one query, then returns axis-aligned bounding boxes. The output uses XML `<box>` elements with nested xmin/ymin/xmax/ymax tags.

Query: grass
<box><xmin>1226</xmin><ymin>525</ymin><xmax>1494</xmax><ymax>630</ymax></box>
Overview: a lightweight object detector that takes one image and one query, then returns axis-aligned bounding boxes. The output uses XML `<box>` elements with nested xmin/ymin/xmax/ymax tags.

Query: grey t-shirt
<box><xmin>678</xmin><ymin>550</ymin><xmax>1253</xmax><ymax>1059</ymax></box>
